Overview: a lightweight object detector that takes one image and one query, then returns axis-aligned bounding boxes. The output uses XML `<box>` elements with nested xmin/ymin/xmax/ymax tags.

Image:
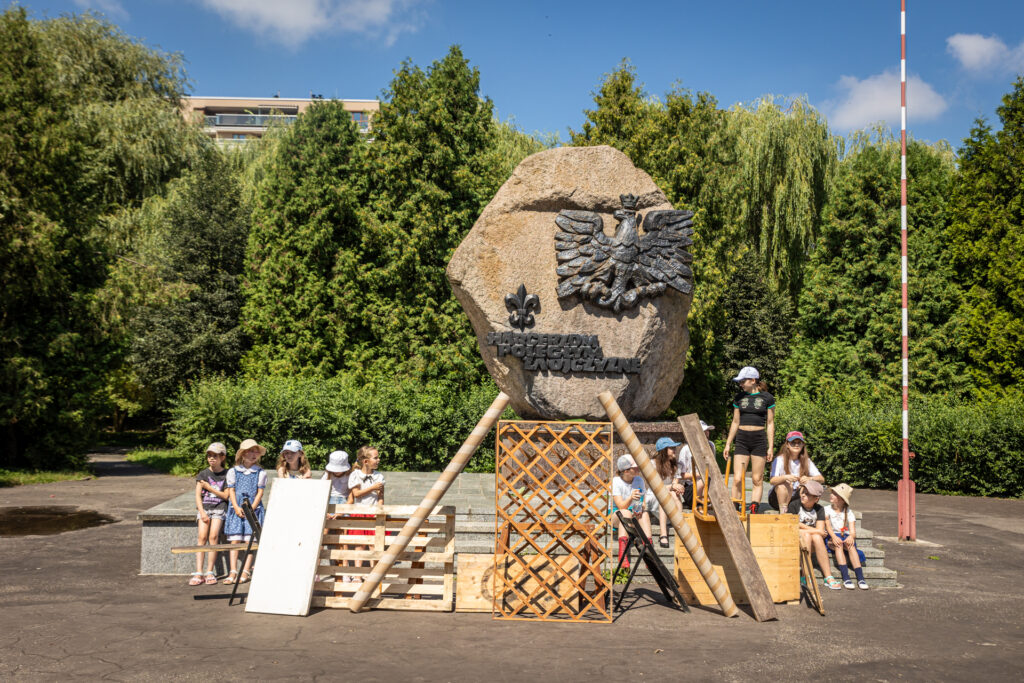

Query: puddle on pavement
<box><xmin>0</xmin><ymin>506</ymin><xmax>117</xmax><ymax>536</ymax></box>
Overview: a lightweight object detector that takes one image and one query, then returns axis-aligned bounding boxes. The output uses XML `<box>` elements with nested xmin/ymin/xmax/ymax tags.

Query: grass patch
<box><xmin>0</xmin><ymin>469</ymin><xmax>93</xmax><ymax>487</ymax></box>
<box><xmin>125</xmin><ymin>448</ymin><xmax>196</xmax><ymax>477</ymax></box>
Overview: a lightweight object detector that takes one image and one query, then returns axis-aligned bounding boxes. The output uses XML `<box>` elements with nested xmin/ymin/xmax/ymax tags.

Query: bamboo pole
<box><xmin>598</xmin><ymin>391</ymin><xmax>738</xmax><ymax>618</ymax></box>
<box><xmin>348</xmin><ymin>391</ymin><xmax>510</xmax><ymax>613</ymax></box>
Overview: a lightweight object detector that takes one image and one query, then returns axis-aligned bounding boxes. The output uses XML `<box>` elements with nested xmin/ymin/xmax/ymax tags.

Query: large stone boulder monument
<box><xmin>447</xmin><ymin>145</ymin><xmax>695</xmax><ymax>420</ymax></box>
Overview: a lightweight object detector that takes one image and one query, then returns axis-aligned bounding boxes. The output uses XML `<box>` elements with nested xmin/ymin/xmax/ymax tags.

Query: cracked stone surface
<box><xmin>0</xmin><ymin>451</ymin><xmax>1022</xmax><ymax>679</ymax></box>
<box><xmin>447</xmin><ymin>145</ymin><xmax>691</xmax><ymax>420</ymax></box>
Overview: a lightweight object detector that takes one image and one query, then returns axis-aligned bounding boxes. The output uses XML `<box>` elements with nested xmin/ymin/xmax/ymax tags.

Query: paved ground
<box><xmin>1</xmin><ymin>451</ymin><xmax>1023</xmax><ymax>681</ymax></box>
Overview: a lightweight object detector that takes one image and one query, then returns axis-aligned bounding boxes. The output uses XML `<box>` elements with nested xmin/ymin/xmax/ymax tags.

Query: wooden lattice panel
<box><xmin>494</xmin><ymin>420</ymin><xmax>614</xmax><ymax>622</ymax></box>
<box><xmin>311</xmin><ymin>504</ymin><xmax>455</xmax><ymax>612</ymax></box>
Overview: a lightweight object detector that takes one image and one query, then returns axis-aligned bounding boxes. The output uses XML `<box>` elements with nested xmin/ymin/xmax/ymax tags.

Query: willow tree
<box><xmin>0</xmin><ymin>8</ymin><xmax>198</xmax><ymax>467</ymax></box>
<box><xmin>728</xmin><ymin>97</ymin><xmax>837</xmax><ymax>297</ymax></box>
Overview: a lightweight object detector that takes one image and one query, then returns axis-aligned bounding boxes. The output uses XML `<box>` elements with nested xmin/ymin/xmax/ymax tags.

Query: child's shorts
<box><xmin>197</xmin><ymin>508</ymin><xmax>226</xmax><ymax>521</ymax></box>
<box><xmin>826</xmin><ymin>531</ymin><xmax>866</xmax><ymax>564</ymax></box>
<box><xmin>226</xmin><ymin>534</ymin><xmax>253</xmax><ymax>542</ymax></box>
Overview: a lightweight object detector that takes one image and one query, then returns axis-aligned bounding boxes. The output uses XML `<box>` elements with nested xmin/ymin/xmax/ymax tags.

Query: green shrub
<box><xmin>166</xmin><ymin>374</ymin><xmax>509</xmax><ymax>474</ymax></box>
<box><xmin>775</xmin><ymin>391</ymin><xmax>1024</xmax><ymax>497</ymax></box>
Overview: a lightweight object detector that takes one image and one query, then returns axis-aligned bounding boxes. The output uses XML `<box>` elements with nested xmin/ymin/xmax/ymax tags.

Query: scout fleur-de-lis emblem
<box><xmin>505</xmin><ymin>284</ymin><xmax>539</xmax><ymax>331</ymax></box>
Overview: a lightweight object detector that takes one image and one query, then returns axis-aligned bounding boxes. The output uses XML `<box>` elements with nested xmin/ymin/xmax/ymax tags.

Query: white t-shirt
<box><xmin>770</xmin><ymin>456</ymin><xmax>821</xmax><ymax>490</ymax></box>
<box><xmin>348</xmin><ymin>469</ymin><xmax>385</xmax><ymax>506</ymax></box>
<box><xmin>612</xmin><ymin>475</ymin><xmax>645</xmax><ymax>510</ymax></box>
<box><xmin>676</xmin><ymin>441</ymin><xmax>716</xmax><ymax>480</ymax></box>
<box><xmin>824</xmin><ymin>504</ymin><xmax>855</xmax><ymax>535</ymax></box>
<box><xmin>321</xmin><ymin>470</ymin><xmax>352</xmax><ymax>500</ymax></box>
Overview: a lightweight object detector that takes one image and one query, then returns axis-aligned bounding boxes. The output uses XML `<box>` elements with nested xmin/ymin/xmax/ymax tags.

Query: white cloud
<box><xmin>824</xmin><ymin>70</ymin><xmax>947</xmax><ymax>131</ymax></box>
<box><xmin>195</xmin><ymin>0</ymin><xmax>423</xmax><ymax>49</ymax></box>
<box><xmin>947</xmin><ymin>33</ymin><xmax>1024</xmax><ymax>73</ymax></box>
<box><xmin>72</xmin><ymin>0</ymin><xmax>128</xmax><ymax>20</ymax></box>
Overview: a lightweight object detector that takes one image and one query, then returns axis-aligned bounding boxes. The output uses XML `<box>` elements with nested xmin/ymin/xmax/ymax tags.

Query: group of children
<box><xmin>189</xmin><ymin>438</ymin><xmax>385</xmax><ymax>587</ymax></box>
<box><xmin>611</xmin><ymin>423</ymin><xmax>870</xmax><ymax>591</ymax></box>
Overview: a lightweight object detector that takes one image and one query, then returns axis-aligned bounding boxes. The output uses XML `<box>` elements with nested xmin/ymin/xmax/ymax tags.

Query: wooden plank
<box><xmin>320</xmin><ymin>565</ymin><xmax>445</xmax><ymax>579</ymax></box>
<box><xmin>679</xmin><ymin>414</ymin><xmax>778</xmax><ymax>622</ymax></box>
<box><xmin>171</xmin><ymin>542</ymin><xmax>258</xmax><ymax>554</ymax></box>
<box><xmin>326</xmin><ymin>504</ymin><xmax>455</xmax><ymax>516</ymax></box>
<box><xmin>443</xmin><ymin>515</ymin><xmax>455</xmax><ymax>609</ymax></box>
<box><xmin>455</xmin><ymin>553</ymin><xmax>494</xmax><ymax>613</ymax></box>
<box><xmin>244</xmin><ymin>478</ymin><xmax>331</xmax><ymax>616</ymax></box>
<box><xmin>323</xmin><ymin>518</ymin><xmax>447</xmax><ymax>532</ymax></box>
<box><xmin>319</xmin><ymin>549</ymin><xmax>455</xmax><ymax>563</ymax></box>
<box><xmin>312</xmin><ymin>596</ymin><xmax>451</xmax><ymax>611</ymax></box>
<box><xmin>321</xmin><ymin>533</ymin><xmax>447</xmax><ymax>549</ymax></box>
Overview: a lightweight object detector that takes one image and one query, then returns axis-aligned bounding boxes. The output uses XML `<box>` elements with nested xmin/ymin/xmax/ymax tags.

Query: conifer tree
<box><xmin>354</xmin><ymin>46</ymin><xmax>512</xmax><ymax>384</ymax></box>
<box><xmin>948</xmin><ymin>77</ymin><xmax>1024</xmax><ymax>390</ymax></box>
<box><xmin>130</xmin><ymin>149</ymin><xmax>251</xmax><ymax>403</ymax></box>
<box><xmin>783</xmin><ymin>133</ymin><xmax>964</xmax><ymax>398</ymax></box>
<box><xmin>241</xmin><ymin>101</ymin><xmax>366</xmax><ymax>376</ymax></box>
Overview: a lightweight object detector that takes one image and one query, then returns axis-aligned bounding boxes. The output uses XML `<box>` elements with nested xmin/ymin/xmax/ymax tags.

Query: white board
<box><xmin>245</xmin><ymin>478</ymin><xmax>331</xmax><ymax>616</ymax></box>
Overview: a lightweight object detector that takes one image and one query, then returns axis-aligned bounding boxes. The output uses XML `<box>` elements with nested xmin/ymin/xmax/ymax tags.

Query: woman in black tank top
<box><xmin>723</xmin><ymin>366</ymin><xmax>776</xmax><ymax>514</ymax></box>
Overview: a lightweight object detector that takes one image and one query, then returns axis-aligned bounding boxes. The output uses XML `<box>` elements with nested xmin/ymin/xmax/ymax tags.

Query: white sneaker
<box><xmin>858</xmin><ymin>580</ymin><xmax>870</xmax><ymax>590</ymax></box>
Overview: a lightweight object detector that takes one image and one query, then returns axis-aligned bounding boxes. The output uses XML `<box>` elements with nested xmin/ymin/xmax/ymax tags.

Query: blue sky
<box><xmin>19</xmin><ymin>0</ymin><xmax>1024</xmax><ymax>148</ymax></box>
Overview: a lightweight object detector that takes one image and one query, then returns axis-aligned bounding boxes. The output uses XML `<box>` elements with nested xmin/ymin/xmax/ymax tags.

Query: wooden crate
<box><xmin>311</xmin><ymin>504</ymin><xmax>455</xmax><ymax>612</ymax></box>
<box><xmin>456</xmin><ymin>552</ymin><xmax>582</xmax><ymax>613</ymax></box>
<box><xmin>673</xmin><ymin>512</ymin><xmax>799</xmax><ymax>606</ymax></box>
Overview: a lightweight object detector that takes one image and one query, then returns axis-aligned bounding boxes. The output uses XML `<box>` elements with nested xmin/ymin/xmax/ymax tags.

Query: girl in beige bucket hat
<box><xmin>824</xmin><ymin>483</ymin><xmax>869</xmax><ymax>590</ymax></box>
<box><xmin>223</xmin><ymin>439</ymin><xmax>267</xmax><ymax>584</ymax></box>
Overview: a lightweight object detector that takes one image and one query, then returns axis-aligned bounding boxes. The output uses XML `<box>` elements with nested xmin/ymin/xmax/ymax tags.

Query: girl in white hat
<box><xmin>723</xmin><ymin>366</ymin><xmax>775</xmax><ymax>514</ymax></box>
<box><xmin>824</xmin><ymin>483</ymin><xmax>868</xmax><ymax>590</ymax></box>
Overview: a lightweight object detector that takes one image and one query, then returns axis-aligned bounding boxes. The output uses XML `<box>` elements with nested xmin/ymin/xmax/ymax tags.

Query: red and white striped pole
<box><xmin>897</xmin><ymin>0</ymin><xmax>916</xmax><ymax>541</ymax></box>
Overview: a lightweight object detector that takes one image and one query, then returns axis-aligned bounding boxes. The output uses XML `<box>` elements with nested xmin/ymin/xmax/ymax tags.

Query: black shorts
<box><xmin>733</xmin><ymin>429</ymin><xmax>768</xmax><ymax>457</ymax></box>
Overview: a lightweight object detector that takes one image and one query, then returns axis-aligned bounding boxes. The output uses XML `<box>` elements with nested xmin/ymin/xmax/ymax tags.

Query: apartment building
<box><xmin>183</xmin><ymin>96</ymin><xmax>379</xmax><ymax>145</ymax></box>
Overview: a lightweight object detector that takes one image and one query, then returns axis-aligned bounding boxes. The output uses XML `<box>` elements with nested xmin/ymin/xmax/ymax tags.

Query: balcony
<box><xmin>203</xmin><ymin>114</ymin><xmax>298</xmax><ymax>127</ymax></box>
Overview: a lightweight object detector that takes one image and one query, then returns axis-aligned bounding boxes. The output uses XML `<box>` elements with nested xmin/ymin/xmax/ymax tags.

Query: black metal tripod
<box><xmin>227</xmin><ymin>499</ymin><xmax>262</xmax><ymax>607</ymax></box>
<box><xmin>612</xmin><ymin>511</ymin><xmax>688</xmax><ymax>612</ymax></box>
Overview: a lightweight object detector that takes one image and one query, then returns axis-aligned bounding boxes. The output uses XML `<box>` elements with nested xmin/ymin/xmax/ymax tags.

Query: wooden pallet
<box><xmin>310</xmin><ymin>504</ymin><xmax>455</xmax><ymax>612</ymax></box>
<box><xmin>493</xmin><ymin>420</ymin><xmax>613</xmax><ymax>623</ymax></box>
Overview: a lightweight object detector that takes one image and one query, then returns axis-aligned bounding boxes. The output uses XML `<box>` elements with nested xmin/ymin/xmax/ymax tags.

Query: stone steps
<box><xmin>452</xmin><ymin>514</ymin><xmax>897</xmax><ymax>587</ymax></box>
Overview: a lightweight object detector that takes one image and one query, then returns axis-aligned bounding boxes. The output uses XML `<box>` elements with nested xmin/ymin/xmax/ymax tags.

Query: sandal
<box><xmin>222</xmin><ymin>570</ymin><xmax>239</xmax><ymax>585</ymax></box>
<box><xmin>188</xmin><ymin>572</ymin><xmax>204</xmax><ymax>586</ymax></box>
<box><xmin>658</xmin><ymin>535</ymin><xmax>669</xmax><ymax>548</ymax></box>
<box><xmin>824</xmin><ymin>575</ymin><xmax>842</xmax><ymax>590</ymax></box>
<box><xmin>238</xmin><ymin>570</ymin><xmax>251</xmax><ymax>584</ymax></box>
<box><xmin>204</xmin><ymin>571</ymin><xmax>218</xmax><ymax>585</ymax></box>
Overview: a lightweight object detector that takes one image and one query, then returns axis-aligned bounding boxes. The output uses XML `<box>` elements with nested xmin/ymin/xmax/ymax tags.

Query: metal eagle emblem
<box><xmin>554</xmin><ymin>194</ymin><xmax>694</xmax><ymax>313</ymax></box>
